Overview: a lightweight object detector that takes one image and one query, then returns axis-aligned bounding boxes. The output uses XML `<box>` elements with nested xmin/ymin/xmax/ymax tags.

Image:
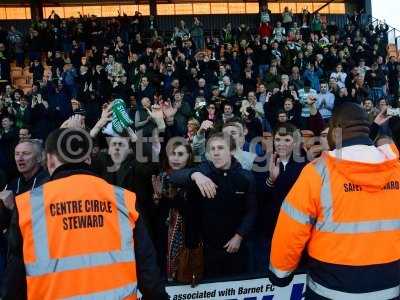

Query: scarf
<box><xmin>111</xmin><ymin>98</ymin><xmax>133</xmax><ymax>134</ymax></box>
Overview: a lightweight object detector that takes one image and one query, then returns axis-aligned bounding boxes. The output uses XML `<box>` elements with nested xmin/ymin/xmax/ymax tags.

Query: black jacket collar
<box><xmin>50</xmin><ymin>163</ymin><xmax>95</xmax><ymax>181</ymax></box>
<box><xmin>13</xmin><ymin>167</ymin><xmax>49</xmax><ymax>195</ymax></box>
<box><xmin>341</xmin><ymin>136</ymin><xmax>373</xmax><ymax>148</ymax></box>
<box><xmin>19</xmin><ymin>167</ymin><xmax>46</xmax><ymax>184</ymax></box>
<box><xmin>206</xmin><ymin>157</ymin><xmax>242</xmax><ymax>175</ymax></box>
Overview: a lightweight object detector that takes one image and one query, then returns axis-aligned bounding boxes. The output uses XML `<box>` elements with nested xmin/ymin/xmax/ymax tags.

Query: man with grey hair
<box><xmin>8</xmin><ymin>139</ymin><xmax>49</xmax><ymax>195</ymax></box>
<box><xmin>221</xmin><ymin>75</ymin><xmax>235</xmax><ymax>99</ymax></box>
<box><xmin>0</xmin><ymin>140</ymin><xmax>49</xmax><ymax>289</ymax></box>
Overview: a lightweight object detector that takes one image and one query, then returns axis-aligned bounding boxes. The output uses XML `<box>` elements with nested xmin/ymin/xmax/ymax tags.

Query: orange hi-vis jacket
<box><xmin>270</xmin><ymin>143</ymin><xmax>400</xmax><ymax>299</ymax></box>
<box><xmin>15</xmin><ymin>174</ymin><xmax>139</xmax><ymax>300</ymax></box>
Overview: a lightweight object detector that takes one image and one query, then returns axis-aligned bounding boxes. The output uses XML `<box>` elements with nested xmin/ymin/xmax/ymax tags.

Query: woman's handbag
<box><xmin>175</xmin><ymin>243</ymin><xmax>204</xmax><ymax>287</ymax></box>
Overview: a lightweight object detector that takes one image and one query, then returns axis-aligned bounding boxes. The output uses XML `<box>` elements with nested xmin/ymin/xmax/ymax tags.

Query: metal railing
<box><xmin>367</xmin><ymin>15</ymin><xmax>400</xmax><ymax>53</ymax></box>
<box><xmin>312</xmin><ymin>0</ymin><xmax>336</xmax><ymax>15</ymax></box>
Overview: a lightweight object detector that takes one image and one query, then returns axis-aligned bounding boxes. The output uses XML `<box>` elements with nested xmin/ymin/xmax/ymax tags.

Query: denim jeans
<box><xmin>259</xmin><ymin>64</ymin><xmax>269</xmax><ymax>79</ymax></box>
<box><xmin>369</xmin><ymin>87</ymin><xmax>385</xmax><ymax>104</ymax></box>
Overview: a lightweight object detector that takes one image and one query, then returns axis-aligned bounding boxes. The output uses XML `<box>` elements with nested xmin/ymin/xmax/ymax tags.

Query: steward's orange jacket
<box><xmin>269</xmin><ymin>143</ymin><xmax>400</xmax><ymax>299</ymax></box>
<box><xmin>16</xmin><ymin>173</ymin><xmax>138</xmax><ymax>300</ymax></box>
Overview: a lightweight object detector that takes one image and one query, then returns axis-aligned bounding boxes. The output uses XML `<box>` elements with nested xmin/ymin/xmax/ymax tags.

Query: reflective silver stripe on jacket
<box><xmin>281</xmin><ymin>200</ymin><xmax>316</xmax><ymax>225</ymax></box>
<box><xmin>313</xmin><ymin>158</ymin><xmax>400</xmax><ymax>233</ymax></box>
<box><xmin>25</xmin><ymin>186</ymin><xmax>135</xmax><ymax>276</ymax></box>
<box><xmin>308</xmin><ymin>277</ymin><xmax>400</xmax><ymax>300</ymax></box>
<box><xmin>64</xmin><ymin>283</ymin><xmax>137</xmax><ymax>300</ymax></box>
<box><xmin>269</xmin><ymin>264</ymin><xmax>294</xmax><ymax>278</ymax></box>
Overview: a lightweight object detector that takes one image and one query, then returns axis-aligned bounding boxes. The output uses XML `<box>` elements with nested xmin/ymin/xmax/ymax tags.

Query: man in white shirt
<box><xmin>330</xmin><ymin>63</ymin><xmax>347</xmax><ymax>88</ymax></box>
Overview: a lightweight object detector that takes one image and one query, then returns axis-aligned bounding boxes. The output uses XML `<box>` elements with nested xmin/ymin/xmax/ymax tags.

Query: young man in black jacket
<box><xmin>170</xmin><ymin>132</ymin><xmax>257</xmax><ymax>279</ymax></box>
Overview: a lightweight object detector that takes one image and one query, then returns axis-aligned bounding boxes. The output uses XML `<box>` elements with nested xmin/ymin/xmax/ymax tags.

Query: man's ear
<box><xmin>328</xmin><ymin>126</ymin><xmax>342</xmax><ymax>150</ymax></box>
<box><xmin>107</xmin><ymin>137</ymin><xmax>113</xmax><ymax>155</ymax></box>
<box><xmin>46</xmin><ymin>153</ymin><xmax>56</xmax><ymax>175</ymax></box>
<box><xmin>84</xmin><ymin>156</ymin><xmax>92</xmax><ymax>165</ymax></box>
<box><xmin>332</xmin><ymin>127</ymin><xmax>343</xmax><ymax>148</ymax></box>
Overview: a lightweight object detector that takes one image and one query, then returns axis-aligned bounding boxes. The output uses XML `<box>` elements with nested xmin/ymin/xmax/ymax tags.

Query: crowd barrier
<box><xmin>138</xmin><ymin>274</ymin><xmax>307</xmax><ymax>300</ymax></box>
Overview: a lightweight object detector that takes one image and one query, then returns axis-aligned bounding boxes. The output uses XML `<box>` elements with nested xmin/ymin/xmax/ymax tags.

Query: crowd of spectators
<box><xmin>0</xmin><ymin>6</ymin><xmax>400</xmax><ymax>284</ymax></box>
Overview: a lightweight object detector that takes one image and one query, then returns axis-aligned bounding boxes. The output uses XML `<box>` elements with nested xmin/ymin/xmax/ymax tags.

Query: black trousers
<box><xmin>204</xmin><ymin>245</ymin><xmax>247</xmax><ymax>279</ymax></box>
